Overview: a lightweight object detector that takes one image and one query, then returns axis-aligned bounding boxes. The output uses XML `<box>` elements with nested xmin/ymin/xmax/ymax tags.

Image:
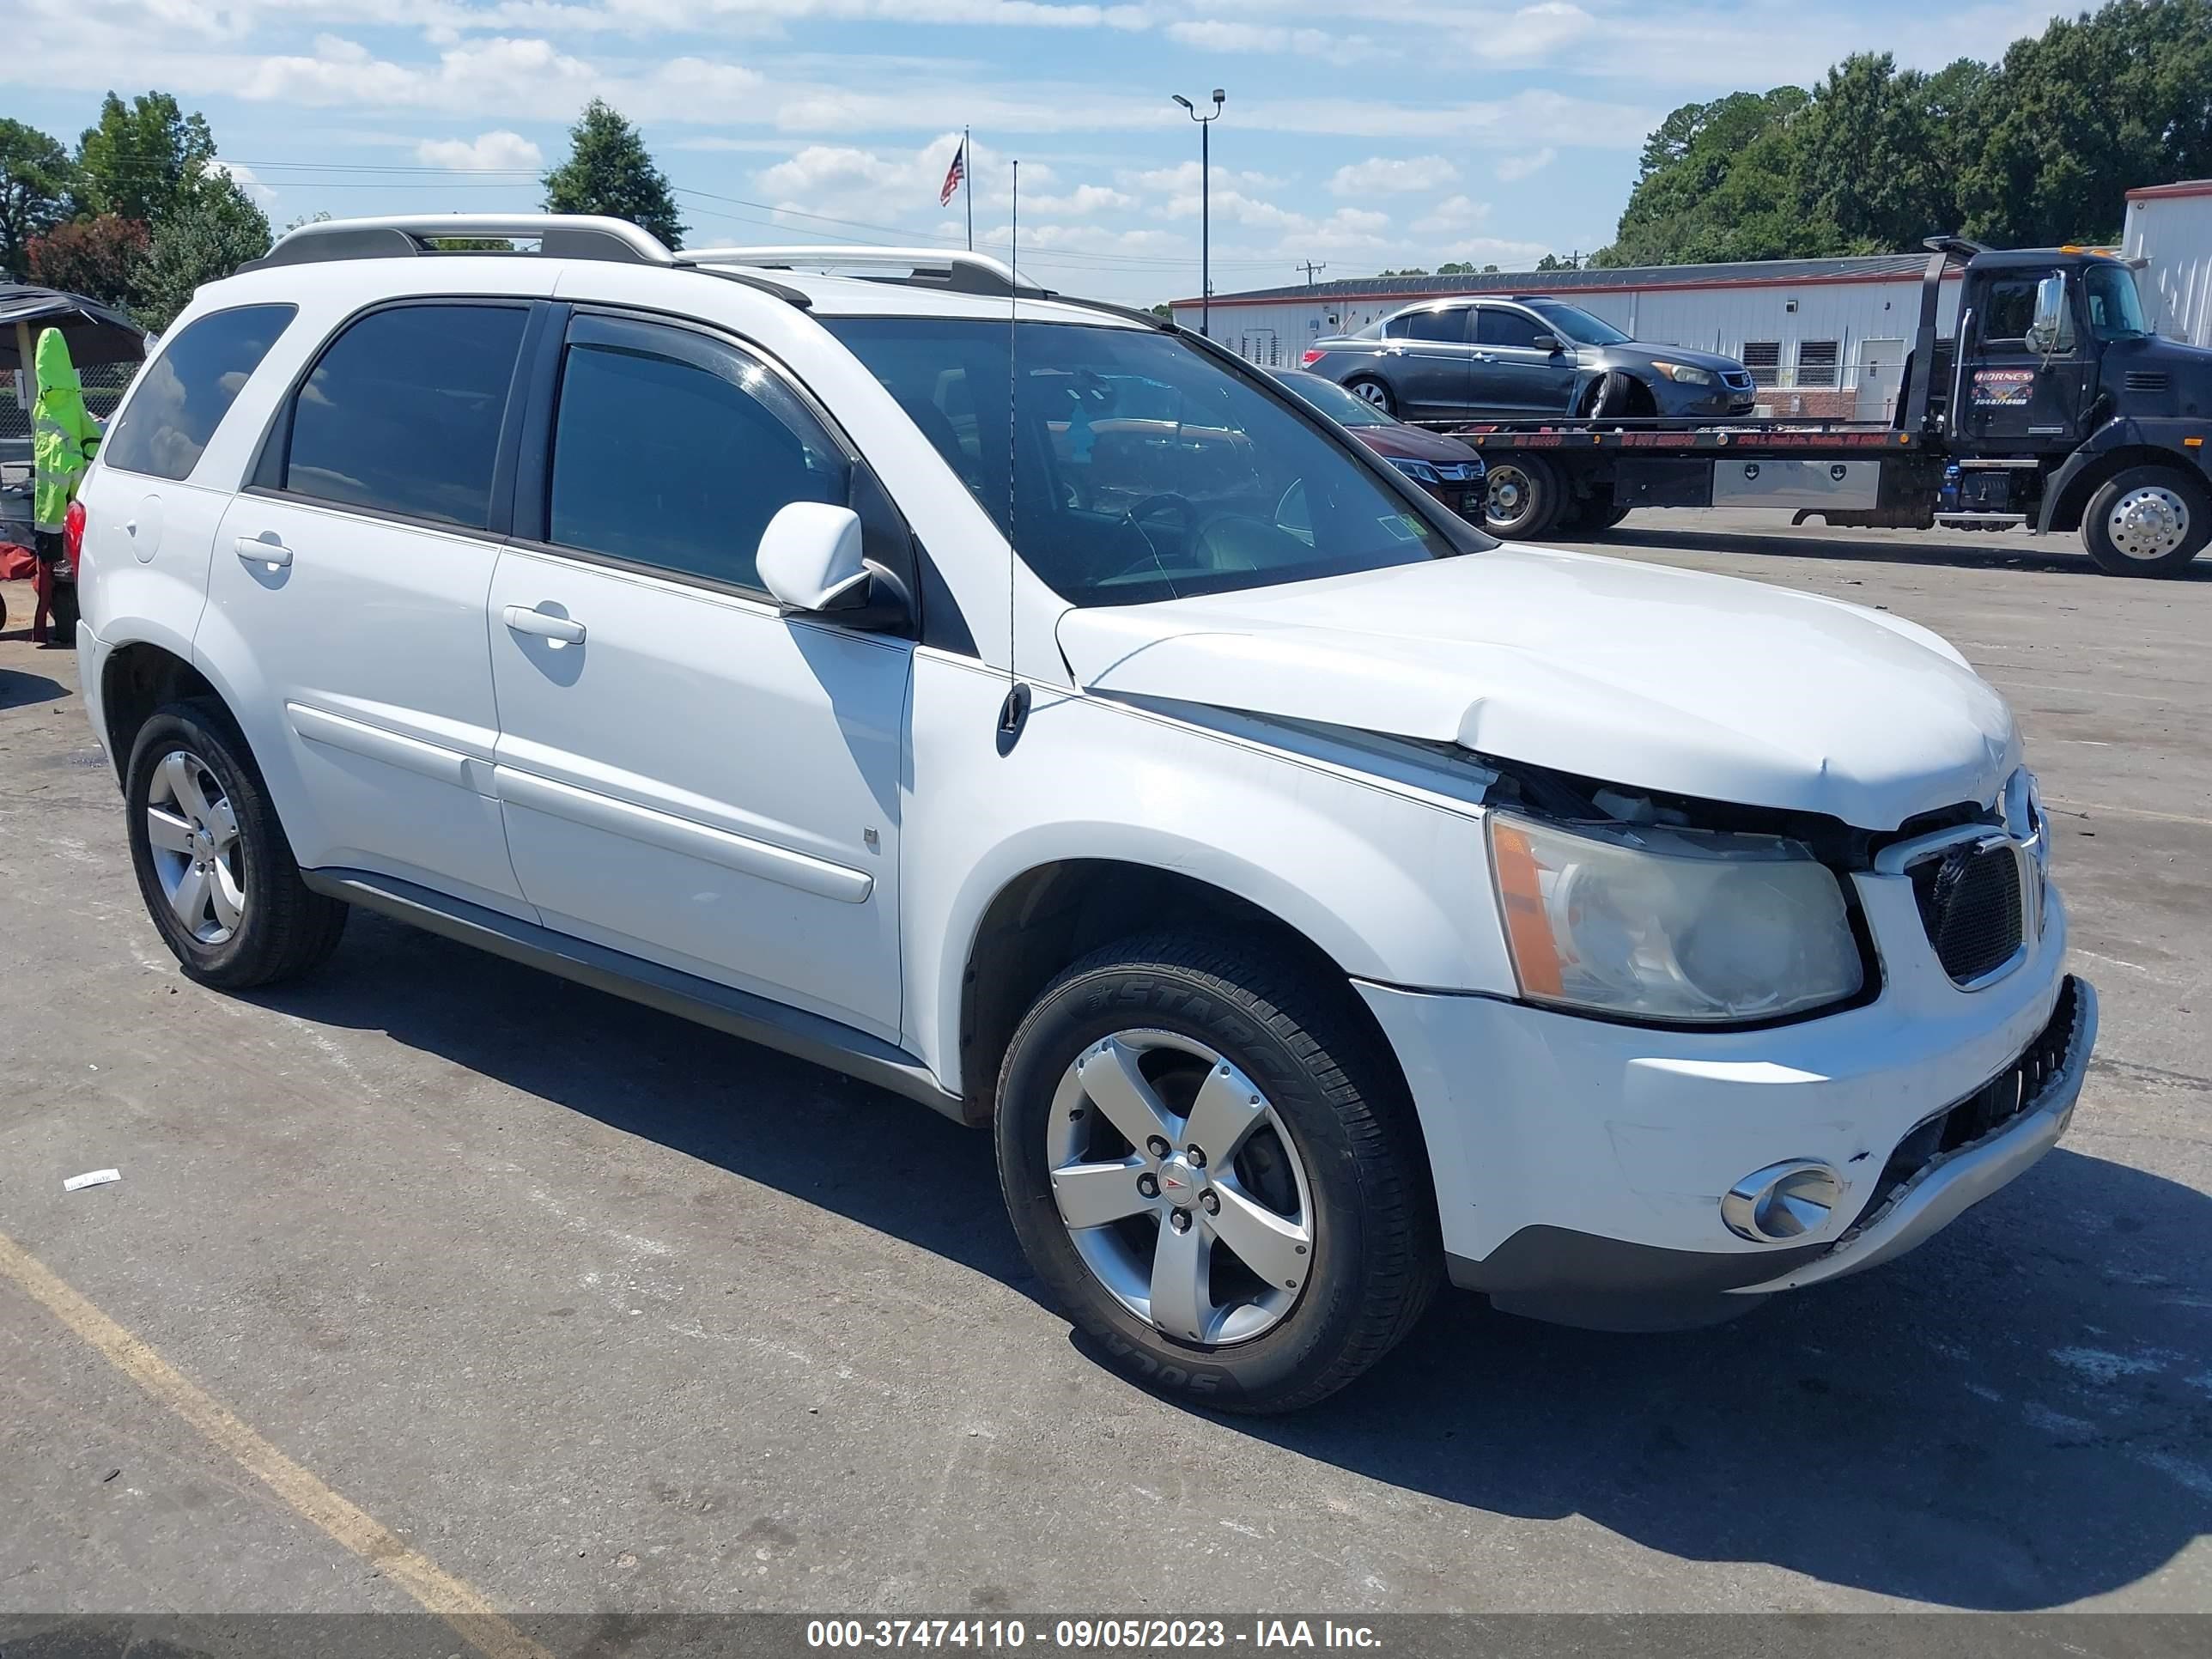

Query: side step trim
<box><xmin>301</xmin><ymin>867</ymin><xmax>969</xmax><ymax>1122</ymax></box>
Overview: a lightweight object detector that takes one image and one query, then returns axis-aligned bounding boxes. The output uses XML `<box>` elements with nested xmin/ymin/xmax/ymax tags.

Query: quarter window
<box><xmin>283</xmin><ymin>303</ymin><xmax>528</xmax><ymax>529</ymax></box>
<box><xmin>103</xmin><ymin>304</ymin><xmax>296</xmax><ymax>483</ymax></box>
<box><xmin>545</xmin><ymin>316</ymin><xmax>847</xmax><ymax>592</ymax></box>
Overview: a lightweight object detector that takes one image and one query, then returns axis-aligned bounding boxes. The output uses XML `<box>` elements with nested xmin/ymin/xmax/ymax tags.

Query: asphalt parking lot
<box><xmin>1</xmin><ymin>512</ymin><xmax>2208</xmax><ymax>1628</ymax></box>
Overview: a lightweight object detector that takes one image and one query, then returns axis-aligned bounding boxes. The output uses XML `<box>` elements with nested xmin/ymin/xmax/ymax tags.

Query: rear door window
<box><xmin>102</xmin><ymin>304</ymin><xmax>296</xmax><ymax>483</ymax></box>
<box><xmin>282</xmin><ymin>303</ymin><xmax>529</xmax><ymax>529</ymax></box>
<box><xmin>1399</xmin><ymin>307</ymin><xmax>1469</xmax><ymax>343</ymax></box>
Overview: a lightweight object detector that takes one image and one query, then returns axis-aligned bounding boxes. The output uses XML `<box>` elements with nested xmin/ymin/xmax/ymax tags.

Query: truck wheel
<box><xmin>125</xmin><ymin>699</ymin><xmax>349</xmax><ymax>989</ymax></box>
<box><xmin>1345</xmin><ymin>376</ymin><xmax>1395</xmax><ymax>416</ymax></box>
<box><xmin>1484</xmin><ymin>456</ymin><xmax>1561</xmax><ymax>538</ymax></box>
<box><xmin>2082</xmin><ymin>465</ymin><xmax>2211</xmax><ymax>576</ymax></box>
<box><xmin>994</xmin><ymin>933</ymin><xmax>1440</xmax><ymax>1413</ymax></box>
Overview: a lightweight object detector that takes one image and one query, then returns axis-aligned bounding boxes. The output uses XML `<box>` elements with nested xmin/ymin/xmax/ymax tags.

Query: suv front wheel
<box><xmin>995</xmin><ymin>933</ymin><xmax>1439</xmax><ymax>1412</ymax></box>
<box><xmin>125</xmin><ymin>699</ymin><xmax>349</xmax><ymax>988</ymax></box>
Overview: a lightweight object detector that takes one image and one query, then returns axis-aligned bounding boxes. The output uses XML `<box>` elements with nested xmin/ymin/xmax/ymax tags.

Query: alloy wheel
<box><xmin>2107</xmin><ymin>485</ymin><xmax>2190</xmax><ymax>561</ymax></box>
<box><xmin>1045</xmin><ymin>1030</ymin><xmax>1315</xmax><ymax>1346</ymax></box>
<box><xmin>145</xmin><ymin>749</ymin><xmax>245</xmax><ymax>945</ymax></box>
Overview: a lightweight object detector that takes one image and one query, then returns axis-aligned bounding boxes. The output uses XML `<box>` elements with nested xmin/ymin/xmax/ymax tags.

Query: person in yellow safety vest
<box><xmin>31</xmin><ymin>326</ymin><xmax>100</xmax><ymax>646</ymax></box>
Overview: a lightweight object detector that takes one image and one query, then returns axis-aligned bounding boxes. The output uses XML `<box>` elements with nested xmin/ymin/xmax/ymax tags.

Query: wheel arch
<box><xmin>99</xmin><ymin>637</ymin><xmax>226</xmax><ymax>783</ymax></box>
<box><xmin>2041</xmin><ymin>441</ymin><xmax>2201</xmax><ymax>535</ymax></box>
<box><xmin>951</xmin><ymin>854</ymin><xmax>1415</xmax><ymax>1130</ymax></box>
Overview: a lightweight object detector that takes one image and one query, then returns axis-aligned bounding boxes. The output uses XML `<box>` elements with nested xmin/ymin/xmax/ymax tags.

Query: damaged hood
<box><xmin>1056</xmin><ymin>547</ymin><xmax>2020</xmax><ymax>830</ymax></box>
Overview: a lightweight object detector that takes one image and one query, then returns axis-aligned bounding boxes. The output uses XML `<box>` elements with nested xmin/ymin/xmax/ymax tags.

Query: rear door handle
<box><xmin>503</xmin><ymin>604</ymin><xmax>586</xmax><ymax>644</ymax></box>
<box><xmin>234</xmin><ymin>535</ymin><xmax>292</xmax><ymax>568</ymax></box>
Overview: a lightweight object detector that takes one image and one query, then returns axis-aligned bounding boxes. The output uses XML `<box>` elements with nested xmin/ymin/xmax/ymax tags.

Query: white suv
<box><xmin>74</xmin><ymin>216</ymin><xmax>2095</xmax><ymax>1410</ymax></box>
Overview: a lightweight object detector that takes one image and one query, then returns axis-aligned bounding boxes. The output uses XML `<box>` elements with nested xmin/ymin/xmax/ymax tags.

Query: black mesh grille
<box><xmin>1909</xmin><ymin>839</ymin><xmax>2023</xmax><ymax>984</ymax></box>
<box><xmin>1849</xmin><ymin>976</ymin><xmax>2080</xmax><ymax>1236</ymax></box>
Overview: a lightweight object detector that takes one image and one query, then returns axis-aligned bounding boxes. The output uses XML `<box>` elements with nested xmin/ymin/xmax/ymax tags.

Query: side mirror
<box><xmin>757</xmin><ymin>501</ymin><xmax>871</xmax><ymax>612</ymax></box>
<box><xmin>1533</xmin><ymin>333</ymin><xmax>1564</xmax><ymax>355</ymax></box>
<box><xmin>2027</xmin><ymin>273</ymin><xmax>2075</xmax><ymax>355</ymax></box>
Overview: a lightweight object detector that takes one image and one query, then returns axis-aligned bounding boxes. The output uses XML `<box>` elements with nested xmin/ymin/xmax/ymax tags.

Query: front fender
<box><xmin>901</xmin><ymin>653</ymin><xmax>1513</xmax><ymax>1094</ymax></box>
<box><xmin>2037</xmin><ymin>417</ymin><xmax>2211</xmax><ymax>532</ymax></box>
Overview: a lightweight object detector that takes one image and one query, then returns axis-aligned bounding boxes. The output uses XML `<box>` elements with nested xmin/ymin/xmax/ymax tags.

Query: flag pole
<box><xmin>963</xmin><ymin>126</ymin><xmax>975</xmax><ymax>251</ymax></box>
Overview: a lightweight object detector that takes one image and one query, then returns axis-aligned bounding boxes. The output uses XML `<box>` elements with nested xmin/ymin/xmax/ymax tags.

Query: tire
<box><xmin>2081</xmin><ymin>465</ymin><xmax>2211</xmax><ymax>576</ymax></box>
<box><xmin>1482</xmin><ymin>454</ymin><xmax>1562</xmax><ymax>538</ymax></box>
<box><xmin>1571</xmin><ymin>499</ymin><xmax>1632</xmax><ymax>535</ymax></box>
<box><xmin>1344</xmin><ymin>376</ymin><xmax>1396</xmax><ymax>417</ymax></box>
<box><xmin>1588</xmin><ymin>369</ymin><xmax>1635</xmax><ymax>419</ymax></box>
<box><xmin>995</xmin><ymin>933</ymin><xmax>1440</xmax><ymax>1413</ymax></box>
<box><xmin>125</xmin><ymin>698</ymin><xmax>348</xmax><ymax>989</ymax></box>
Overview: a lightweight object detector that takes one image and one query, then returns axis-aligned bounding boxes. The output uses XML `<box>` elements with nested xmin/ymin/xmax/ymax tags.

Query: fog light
<box><xmin>1722</xmin><ymin>1159</ymin><xmax>1844</xmax><ymax>1243</ymax></box>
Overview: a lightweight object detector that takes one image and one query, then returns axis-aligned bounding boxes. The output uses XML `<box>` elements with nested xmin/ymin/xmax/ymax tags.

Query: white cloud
<box><xmin>1164</xmin><ymin>20</ymin><xmax>1388</xmax><ymax>60</ymax></box>
<box><xmin>416</xmin><ymin>130</ymin><xmax>544</xmax><ymax>171</ymax></box>
<box><xmin>207</xmin><ymin>158</ymin><xmax>276</xmax><ymax>205</ymax></box>
<box><xmin>1411</xmin><ymin>194</ymin><xmax>1492</xmax><ymax>234</ymax></box>
<box><xmin>1328</xmin><ymin>155</ymin><xmax>1457</xmax><ymax>198</ymax></box>
<box><xmin>1495</xmin><ymin>147</ymin><xmax>1556</xmax><ymax>182</ymax></box>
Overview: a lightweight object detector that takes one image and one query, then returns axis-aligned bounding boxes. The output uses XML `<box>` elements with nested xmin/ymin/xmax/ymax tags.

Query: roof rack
<box><xmin>684</xmin><ymin>245</ymin><xmax>1051</xmax><ymax>298</ymax></box>
<box><xmin>245</xmin><ymin>215</ymin><xmax>678</xmax><ymax>271</ymax></box>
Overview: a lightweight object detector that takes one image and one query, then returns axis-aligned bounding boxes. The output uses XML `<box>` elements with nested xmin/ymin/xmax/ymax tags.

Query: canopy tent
<box><xmin>0</xmin><ymin>284</ymin><xmax>147</xmax><ymax>374</ymax></box>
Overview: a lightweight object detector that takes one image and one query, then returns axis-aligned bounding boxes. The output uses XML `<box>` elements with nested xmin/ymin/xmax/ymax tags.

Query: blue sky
<box><xmin>3</xmin><ymin>0</ymin><xmax>2069</xmax><ymax>304</ymax></box>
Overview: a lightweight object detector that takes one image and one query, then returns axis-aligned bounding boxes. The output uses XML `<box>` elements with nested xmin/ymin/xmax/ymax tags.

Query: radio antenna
<box><xmin>997</xmin><ymin>157</ymin><xmax>1030</xmax><ymax>750</ymax></box>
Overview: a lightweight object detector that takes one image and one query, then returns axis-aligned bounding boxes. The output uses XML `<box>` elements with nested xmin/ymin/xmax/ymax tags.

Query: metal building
<box><xmin>2124</xmin><ymin>179</ymin><xmax>2212</xmax><ymax>347</ymax></box>
<box><xmin>1173</xmin><ymin>255</ymin><xmax>1966</xmax><ymax>419</ymax></box>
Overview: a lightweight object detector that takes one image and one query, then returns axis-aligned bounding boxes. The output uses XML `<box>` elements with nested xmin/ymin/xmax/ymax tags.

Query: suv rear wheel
<box><xmin>994</xmin><ymin>933</ymin><xmax>1439</xmax><ymax>1412</ymax></box>
<box><xmin>125</xmin><ymin>700</ymin><xmax>348</xmax><ymax>988</ymax></box>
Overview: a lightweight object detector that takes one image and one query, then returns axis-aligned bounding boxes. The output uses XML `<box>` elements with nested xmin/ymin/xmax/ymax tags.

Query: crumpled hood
<box><xmin>1057</xmin><ymin>547</ymin><xmax>2020</xmax><ymax>830</ymax></box>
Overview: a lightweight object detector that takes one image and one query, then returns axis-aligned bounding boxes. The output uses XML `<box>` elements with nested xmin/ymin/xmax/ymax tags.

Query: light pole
<box><xmin>1172</xmin><ymin>88</ymin><xmax>1225</xmax><ymax>337</ymax></box>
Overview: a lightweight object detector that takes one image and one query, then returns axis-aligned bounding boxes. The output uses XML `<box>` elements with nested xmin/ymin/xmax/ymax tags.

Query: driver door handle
<box><xmin>503</xmin><ymin>605</ymin><xmax>586</xmax><ymax>644</ymax></box>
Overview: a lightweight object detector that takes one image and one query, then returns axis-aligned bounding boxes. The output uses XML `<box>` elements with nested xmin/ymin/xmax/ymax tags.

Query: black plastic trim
<box><xmin>301</xmin><ymin>868</ymin><xmax>968</xmax><ymax>1121</ymax></box>
<box><xmin>1449</xmin><ymin>1225</ymin><xmax>1828</xmax><ymax>1331</ymax></box>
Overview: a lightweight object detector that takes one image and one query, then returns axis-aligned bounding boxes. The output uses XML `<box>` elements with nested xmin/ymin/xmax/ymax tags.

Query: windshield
<box><xmin>826</xmin><ymin>317</ymin><xmax>1463</xmax><ymax>607</ymax></box>
<box><xmin>1267</xmin><ymin>368</ymin><xmax>1397</xmax><ymax>427</ymax></box>
<box><xmin>2084</xmin><ymin>263</ymin><xmax>2150</xmax><ymax>339</ymax></box>
<box><xmin>1524</xmin><ymin>301</ymin><xmax>1632</xmax><ymax>346</ymax></box>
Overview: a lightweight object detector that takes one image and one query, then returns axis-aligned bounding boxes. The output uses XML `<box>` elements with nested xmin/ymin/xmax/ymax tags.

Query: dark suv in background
<box><xmin>1302</xmin><ymin>297</ymin><xmax>1757</xmax><ymax>423</ymax></box>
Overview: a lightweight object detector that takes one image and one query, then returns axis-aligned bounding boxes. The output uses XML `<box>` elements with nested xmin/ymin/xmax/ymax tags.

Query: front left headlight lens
<box><xmin>1389</xmin><ymin>456</ymin><xmax>1442</xmax><ymax>483</ymax></box>
<box><xmin>1650</xmin><ymin>362</ymin><xmax>1716</xmax><ymax>386</ymax></box>
<box><xmin>1487</xmin><ymin>811</ymin><xmax>1864</xmax><ymax>1024</ymax></box>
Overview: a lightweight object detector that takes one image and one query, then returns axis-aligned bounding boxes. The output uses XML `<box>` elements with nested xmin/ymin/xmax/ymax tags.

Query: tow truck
<box><xmin>1443</xmin><ymin>238</ymin><xmax>2212</xmax><ymax>576</ymax></box>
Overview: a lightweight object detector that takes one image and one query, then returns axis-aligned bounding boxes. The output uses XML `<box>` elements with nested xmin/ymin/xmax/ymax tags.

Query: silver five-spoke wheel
<box><xmin>1046</xmin><ymin>1030</ymin><xmax>1315</xmax><ymax>1346</ymax></box>
<box><xmin>2107</xmin><ymin>484</ymin><xmax>2190</xmax><ymax>562</ymax></box>
<box><xmin>145</xmin><ymin>750</ymin><xmax>244</xmax><ymax>945</ymax></box>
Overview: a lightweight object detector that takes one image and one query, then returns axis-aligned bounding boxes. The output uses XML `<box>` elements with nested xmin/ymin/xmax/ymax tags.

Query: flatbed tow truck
<box><xmin>1438</xmin><ymin>238</ymin><xmax>2212</xmax><ymax>576</ymax></box>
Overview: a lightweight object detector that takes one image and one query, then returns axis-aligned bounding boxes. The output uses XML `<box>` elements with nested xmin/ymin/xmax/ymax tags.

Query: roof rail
<box><xmin>245</xmin><ymin>215</ymin><xmax>678</xmax><ymax>271</ymax></box>
<box><xmin>684</xmin><ymin>245</ymin><xmax>1050</xmax><ymax>298</ymax></box>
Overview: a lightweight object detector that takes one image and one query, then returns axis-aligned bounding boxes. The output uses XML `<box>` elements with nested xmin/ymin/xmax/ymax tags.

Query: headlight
<box><xmin>1487</xmin><ymin>811</ymin><xmax>1864</xmax><ymax>1023</ymax></box>
<box><xmin>1650</xmin><ymin>362</ymin><xmax>1716</xmax><ymax>386</ymax></box>
<box><xmin>1388</xmin><ymin>457</ymin><xmax>1442</xmax><ymax>483</ymax></box>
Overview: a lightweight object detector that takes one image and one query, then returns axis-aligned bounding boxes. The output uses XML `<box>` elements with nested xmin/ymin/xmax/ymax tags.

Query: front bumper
<box><xmin>1357</xmin><ymin>884</ymin><xmax>2093</xmax><ymax>1329</ymax></box>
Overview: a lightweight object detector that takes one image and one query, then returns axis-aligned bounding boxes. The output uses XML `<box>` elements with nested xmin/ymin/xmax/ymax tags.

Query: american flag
<box><xmin>939</xmin><ymin>142</ymin><xmax>966</xmax><ymax>208</ymax></box>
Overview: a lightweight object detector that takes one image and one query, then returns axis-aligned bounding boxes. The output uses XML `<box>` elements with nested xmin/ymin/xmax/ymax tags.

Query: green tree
<box><xmin>542</xmin><ymin>100</ymin><xmax>684</xmax><ymax>249</ymax></box>
<box><xmin>133</xmin><ymin>173</ymin><xmax>272</xmax><ymax>331</ymax></box>
<box><xmin>75</xmin><ymin>91</ymin><xmax>216</xmax><ymax>223</ymax></box>
<box><xmin>0</xmin><ymin>119</ymin><xmax>76</xmax><ymax>281</ymax></box>
<box><xmin>27</xmin><ymin>213</ymin><xmax>148</xmax><ymax>307</ymax></box>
